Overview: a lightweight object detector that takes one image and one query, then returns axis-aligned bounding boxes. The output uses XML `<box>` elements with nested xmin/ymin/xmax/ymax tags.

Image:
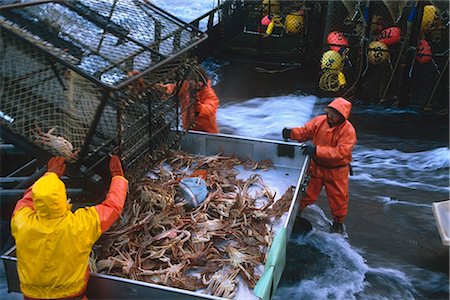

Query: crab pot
<box><xmin>0</xmin><ymin>0</ymin><xmax>207</xmax><ymax>181</ymax></box>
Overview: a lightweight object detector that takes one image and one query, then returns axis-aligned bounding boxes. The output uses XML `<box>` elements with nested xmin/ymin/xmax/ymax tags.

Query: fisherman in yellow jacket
<box><xmin>11</xmin><ymin>156</ymin><xmax>128</xmax><ymax>299</ymax></box>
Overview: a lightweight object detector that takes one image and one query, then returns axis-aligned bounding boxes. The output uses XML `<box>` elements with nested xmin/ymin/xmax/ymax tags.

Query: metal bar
<box><xmin>0</xmin><ymin>143</ymin><xmax>23</xmax><ymax>155</ymax></box>
<box><xmin>73</xmin><ymin>90</ymin><xmax>110</xmax><ymax>171</ymax></box>
<box><xmin>6</xmin><ymin>159</ymin><xmax>37</xmax><ymax>177</ymax></box>
<box><xmin>0</xmin><ymin>26</ymin><xmax>111</xmax><ymax>90</ymax></box>
<box><xmin>60</xmin><ymin>3</ymin><xmax>166</xmax><ymax>62</ymax></box>
<box><xmin>423</xmin><ymin>56</ymin><xmax>449</xmax><ymax>110</ymax></box>
<box><xmin>14</xmin><ymin>166</ymin><xmax>46</xmax><ymax>189</ymax></box>
<box><xmin>61</xmin><ymin>1</ymin><xmax>129</xmax><ymax>40</ymax></box>
<box><xmin>116</xmin><ymin>98</ymin><xmax>123</xmax><ymax>156</ymax></box>
<box><xmin>96</xmin><ymin>0</ymin><xmax>119</xmax><ymax>53</ymax></box>
<box><xmin>0</xmin><ymin>10</ymin><xmax>85</xmax><ymax>59</ymax></box>
<box><xmin>0</xmin><ymin>0</ymin><xmax>61</xmax><ymax>10</ymax></box>
<box><xmin>0</xmin><ymin>127</ymin><xmax>50</xmax><ymax>162</ymax></box>
<box><xmin>380</xmin><ymin>0</ymin><xmax>420</xmax><ymax>101</ymax></box>
<box><xmin>114</xmin><ymin>34</ymin><xmax>207</xmax><ymax>90</ymax></box>
<box><xmin>82</xmin><ymin>154</ymin><xmax>109</xmax><ymax>176</ymax></box>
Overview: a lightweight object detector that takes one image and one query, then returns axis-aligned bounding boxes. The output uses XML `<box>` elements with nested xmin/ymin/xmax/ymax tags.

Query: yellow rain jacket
<box><xmin>11</xmin><ymin>172</ymin><xmax>128</xmax><ymax>299</ymax></box>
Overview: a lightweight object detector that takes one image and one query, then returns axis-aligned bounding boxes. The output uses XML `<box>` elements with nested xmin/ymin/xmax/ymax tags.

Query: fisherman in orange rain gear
<box><xmin>158</xmin><ymin>66</ymin><xmax>219</xmax><ymax>133</ymax></box>
<box><xmin>282</xmin><ymin>97</ymin><xmax>356</xmax><ymax>234</ymax></box>
<box><xmin>11</xmin><ymin>156</ymin><xmax>128</xmax><ymax>299</ymax></box>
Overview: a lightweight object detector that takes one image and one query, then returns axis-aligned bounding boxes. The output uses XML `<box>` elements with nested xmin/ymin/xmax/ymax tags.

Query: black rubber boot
<box><xmin>330</xmin><ymin>220</ymin><xmax>344</xmax><ymax>234</ymax></box>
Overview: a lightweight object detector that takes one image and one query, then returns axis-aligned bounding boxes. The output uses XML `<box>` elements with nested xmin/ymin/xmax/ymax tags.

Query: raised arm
<box><xmin>95</xmin><ymin>156</ymin><xmax>128</xmax><ymax>233</ymax></box>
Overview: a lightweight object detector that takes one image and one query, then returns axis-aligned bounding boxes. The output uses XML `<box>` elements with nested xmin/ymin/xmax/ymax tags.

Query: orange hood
<box><xmin>327</xmin><ymin>97</ymin><xmax>352</xmax><ymax>120</ymax></box>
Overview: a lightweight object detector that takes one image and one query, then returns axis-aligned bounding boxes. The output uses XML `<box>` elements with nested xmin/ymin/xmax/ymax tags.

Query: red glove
<box><xmin>110</xmin><ymin>155</ymin><xmax>124</xmax><ymax>177</ymax></box>
<box><xmin>47</xmin><ymin>156</ymin><xmax>66</xmax><ymax>177</ymax></box>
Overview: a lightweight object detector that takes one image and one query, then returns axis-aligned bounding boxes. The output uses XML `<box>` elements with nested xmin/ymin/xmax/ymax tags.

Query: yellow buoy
<box><xmin>368</xmin><ymin>41</ymin><xmax>389</xmax><ymax>65</ymax></box>
<box><xmin>319</xmin><ymin>70</ymin><xmax>346</xmax><ymax>92</ymax></box>
<box><xmin>285</xmin><ymin>10</ymin><xmax>304</xmax><ymax>34</ymax></box>
<box><xmin>265</xmin><ymin>15</ymin><xmax>283</xmax><ymax>35</ymax></box>
<box><xmin>420</xmin><ymin>5</ymin><xmax>438</xmax><ymax>36</ymax></box>
<box><xmin>338</xmin><ymin>71</ymin><xmax>346</xmax><ymax>86</ymax></box>
<box><xmin>262</xmin><ymin>0</ymin><xmax>280</xmax><ymax>15</ymax></box>
<box><xmin>321</xmin><ymin>50</ymin><xmax>344</xmax><ymax>71</ymax></box>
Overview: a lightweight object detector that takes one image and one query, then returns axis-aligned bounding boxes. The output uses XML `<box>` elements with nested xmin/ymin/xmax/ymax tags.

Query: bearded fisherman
<box><xmin>283</xmin><ymin>97</ymin><xmax>356</xmax><ymax>234</ymax></box>
<box><xmin>11</xmin><ymin>155</ymin><xmax>128</xmax><ymax>299</ymax></box>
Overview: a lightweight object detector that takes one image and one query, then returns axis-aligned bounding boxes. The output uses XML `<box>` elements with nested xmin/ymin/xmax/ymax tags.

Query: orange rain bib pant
<box><xmin>163</xmin><ymin>80</ymin><xmax>219</xmax><ymax>133</ymax></box>
<box><xmin>290</xmin><ymin>98</ymin><xmax>356</xmax><ymax>223</ymax></box>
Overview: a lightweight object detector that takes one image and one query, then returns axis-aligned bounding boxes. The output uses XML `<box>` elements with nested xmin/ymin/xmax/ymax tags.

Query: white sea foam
<box><xmin>352</xmin><ymin>147</ymin><xmax>450</xmax><ymax>171</ymax></box>
<box><xmin>276</xmin><ymin>204</ymin><xmax>424</xmax><ymax>300</ymax></box>
<box><xmin>351</xmin><ymin>146</ymin><xmax>450</xmax><ymax>193</ymax></box>
<box><xmin>373</xmin><ymin>196</ymin><xmax>432</xmax><ymax>208</ymax></box>
<box><xmin>217</xmin><ymin>95</ymin><xmax>317</xmax><ymax>140</ymax></box>
<box><xmin>275</xmin><ymin>230</ymin><xmax>368</xmax><ymax>299</ymax></box>
<box><xmin>148</xmin><ymin>0</ymin><xmax>219</xmax><ymax>30</ymax></box>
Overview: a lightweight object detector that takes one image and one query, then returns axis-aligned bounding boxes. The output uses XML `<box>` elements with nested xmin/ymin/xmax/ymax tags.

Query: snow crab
<box><xmin>33</xmin><ymin>126</ymin><xmax>78</xmax><ymax>160</ymax></box>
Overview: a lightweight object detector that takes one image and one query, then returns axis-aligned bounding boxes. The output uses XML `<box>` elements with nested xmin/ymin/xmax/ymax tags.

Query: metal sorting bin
<box><xmin>2</xmin><ymin>132</ymin><xmax>310</xmax><ymax>300</ymax></box>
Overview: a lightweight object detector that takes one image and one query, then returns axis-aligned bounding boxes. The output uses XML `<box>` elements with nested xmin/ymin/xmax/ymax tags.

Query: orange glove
<box><xmin>110</xmin><ymin>155</ymin><xmax>124</xmax><ymax>177</ymax></box>
<box><xmin>47</xmin><ymin>156</ymin><xmax>66</xmax><ymax>177</ymax></box>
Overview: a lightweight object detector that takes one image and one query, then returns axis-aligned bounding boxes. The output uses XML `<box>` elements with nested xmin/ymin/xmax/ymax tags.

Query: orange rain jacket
<box><xmin>11</xmin><ymin>172</ymin><xmax>128</xmax><ymax>299</ymax></box>
<box><xmin>164</xmin><ymin>80</ymin><xmax>219</xmax><ymax>133</ymax></box>
<box><xmin>290</xmin><ymin>97</ymin><xmax>356</xmax><ymax>223</ymax></box>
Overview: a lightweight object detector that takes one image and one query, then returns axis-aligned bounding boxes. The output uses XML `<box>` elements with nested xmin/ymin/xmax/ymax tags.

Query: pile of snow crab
<box><xmin>91</xmin><ymin>150</ymin><xmax>294</xmax><ymax>299</ymax></box>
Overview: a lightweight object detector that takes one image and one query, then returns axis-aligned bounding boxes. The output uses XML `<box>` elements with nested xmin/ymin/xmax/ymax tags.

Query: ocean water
<box><xmin>216</xmin><ymin>89</ymin><xmax>449</xmax><ymax>299</ymax></box>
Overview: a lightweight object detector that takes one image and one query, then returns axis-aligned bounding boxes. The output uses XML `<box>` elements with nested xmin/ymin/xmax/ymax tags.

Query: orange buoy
<box><xmin>378</xmin><ymin>27</ymin><xmax>401</xmax><ymax>45</ymax></box>
<box><xmin>416</xmin><ymin>39</ymin><xmax>432</xmax><ymax>64</ymax></box>
<box><xmin>327</xmin><ymin>31</ymin><xmax>348</xmax><ymax>52</ymax></box>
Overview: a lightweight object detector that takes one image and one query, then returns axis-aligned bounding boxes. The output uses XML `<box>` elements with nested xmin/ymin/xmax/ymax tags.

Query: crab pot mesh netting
<box><xmin>320</xmin><ymin>0</ymin><xmax>448</xmax><ymax>110</ymax></box>
<box><xmin>0</xmin><ymin>0</ymin><xmax>207</xmax><ymax>181</ymax></box>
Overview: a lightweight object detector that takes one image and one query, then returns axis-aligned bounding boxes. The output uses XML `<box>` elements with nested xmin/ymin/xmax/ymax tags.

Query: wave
<box><xmin>275</xmin><ymin>230</ymin><xmax>367</xmax><ymax>300</ymax></box>
<box><xmin>352</xmin><ymin>147</ymin><xmax>450</xmax><ymax>171</ymax></box>
<box><xmin>148</xmin><ymin>0</ymin><xmax>218</xmax><ymax>24</ymax></box>
<box><xmin>372</xmin><ymin>196</ymin><xmax>432</xmax><ymax>208</ymax></box>
<box><xmin>217</xmin><ymin>95</ymin><xmax>317</xmax><ymax>139</ymax></box>
<box><xmin>351</xmin><ymin>146</ymin><xmax>450</xmax><ymax>193</ymax></box>
<box><xmin>276</xmin><ymin>205</ymin><xmax>447</xmax><ymax>300</ymax></box>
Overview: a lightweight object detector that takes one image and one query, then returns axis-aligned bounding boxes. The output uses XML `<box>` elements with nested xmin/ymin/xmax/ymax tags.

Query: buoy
<box><xmin>368</xmin><ymin>41</ymin><xmax>389</xmax><ymax>65</ymax></box>
<box><xmin>321</xmin><ymin>50</ymin><xmax>344</xmax><ymax>71</ymax></box>
<box><xmin>420</xmin><ymin>5</ymin><xmax>437</xmax><ymax>35</ymax></box>
<box><xmin>416</xmin><ymin>39</ymin><xmax>432</xmax><ymax>64</ymax></box>
<box><xmin>265</xmin><ymin>14</ymin><xmax>283</xmax><ymax>35</ymax></box>
<box><xmin>262</xmin><ymin>0</ymin><xmax>280</xmax><ymax>14</ymax></box>
<box><xmin>338</xmin><ymin>71</ymin><xmax>346</xmax><ymax>86</ymax></box>
<box><xmin>261</xmin><ymin>15</ymin><xmax>271</xmax><ymax>26</ymax></box>
<box><xmin>285</xmin><ymin>10</ymin><xmax>304</xmax><ymax>34</ymax></box>
<box><xmin>327</xmin><ymin>31</ymin><xmax>348</xmax><ymax>52</ymax></box>
<box><xmin>319</xmin><ymin>71</ymin><xmax>346</xmax><ymax>92</ymax></box>
<box><xmin>378</xmin><ymin>27</ymin><xmax>401</xmax><ymax>45</ymax></box>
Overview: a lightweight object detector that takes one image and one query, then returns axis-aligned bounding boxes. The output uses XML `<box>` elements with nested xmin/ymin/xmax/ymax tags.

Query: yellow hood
<box><xmin>32</xmin><ymin>172</ymin><xmax>68</xmax><ymax>219</ymax></box>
